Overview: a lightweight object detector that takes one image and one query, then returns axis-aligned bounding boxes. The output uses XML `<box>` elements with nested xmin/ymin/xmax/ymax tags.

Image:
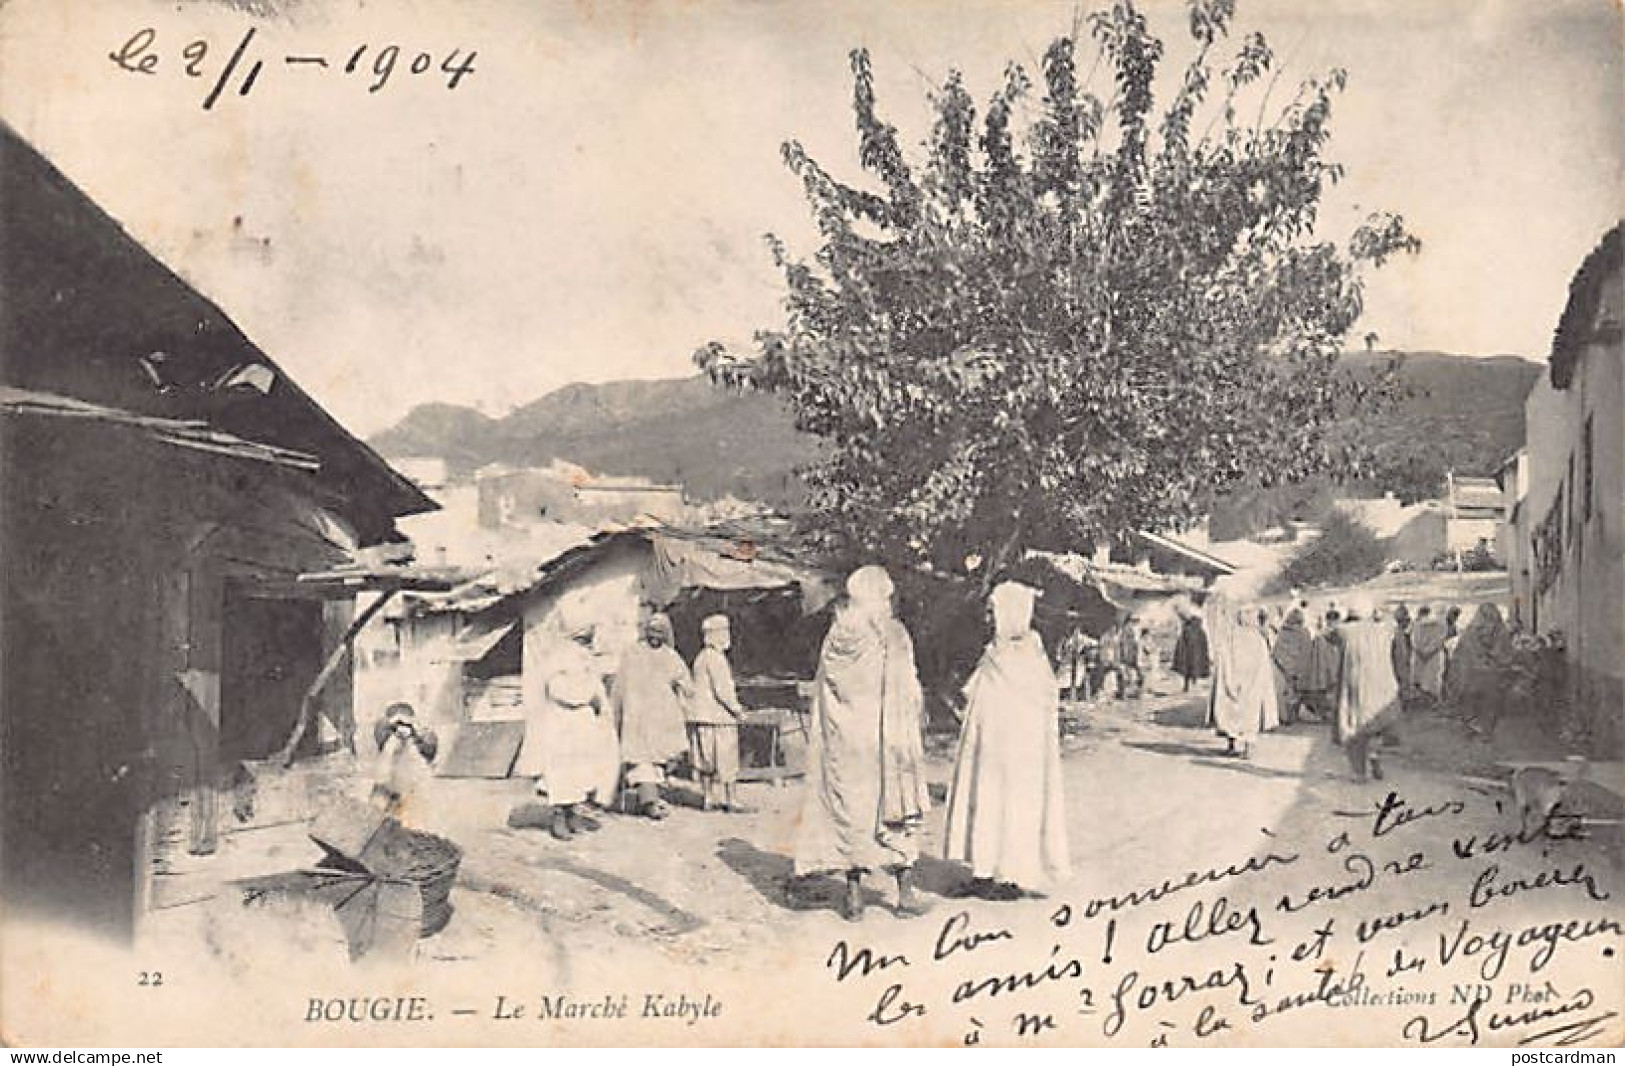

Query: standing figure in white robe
<box><xmin>516</xmin><ymin>617</ymin><xmax>619</xmax><ymax>842</ymax></box>
<box><xmin>613</xmin><ymin>613</ymin><xmax>692</xmax><ymax>820</ymax></box>
<box><xmin>1337</xmin><ymin>598</ymin><xmax>1402</xmax><ymax>781</ymax></box>
<box><xmin>793</xmin><ymin>566</ymin><xmax>931</xmax><ymax>921</ymax></box>
<box><xmin>1207</xmin><ymin>603</ymin><xmax>1277</xmax><ymax>758</ymax></box>
<box><xmin>943</xmin><ymin>582</ymin><xmax>1070</xmax><ymax>899</ymax></box>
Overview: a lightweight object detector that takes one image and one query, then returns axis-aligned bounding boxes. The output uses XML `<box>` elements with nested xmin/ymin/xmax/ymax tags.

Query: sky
<box><xmin>0</xmin><ymin>0</ymin><xmax>1619</xmax><ymax>436</ymax></box>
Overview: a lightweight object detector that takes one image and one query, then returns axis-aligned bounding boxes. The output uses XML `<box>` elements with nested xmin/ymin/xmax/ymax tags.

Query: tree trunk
<box><xmin>981</xmin><ymin>508</ymin><xmax>1028</xmax><ymax>596</ymax></box>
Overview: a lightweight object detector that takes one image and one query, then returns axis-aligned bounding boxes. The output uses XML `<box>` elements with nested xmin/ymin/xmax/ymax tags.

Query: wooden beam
<box><xmin>276</xmin><ymin>589</ymin><xmax>397</xmax><ymax>766</ymax></box>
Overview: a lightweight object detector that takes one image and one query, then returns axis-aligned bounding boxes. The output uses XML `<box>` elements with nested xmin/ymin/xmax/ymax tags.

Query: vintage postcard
<box><xmin>1</xmin><ymin>0</ymin><xmax>1621</xmax><ymax>1049</ymax></box>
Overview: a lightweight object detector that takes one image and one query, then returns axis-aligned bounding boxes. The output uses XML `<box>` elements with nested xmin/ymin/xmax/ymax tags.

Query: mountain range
<box><xmin>370</xmin><ymin>376</ymin><xmax>816</xmax><ymax>503</ymax></box>
<box><xmin>368</xmin><ymin>351</ymin><xmax>1542</xmax><ymax>510</ymax></box>
<box><xmin>1348</xmin><ymin>351</ymin><xmax>1541</xmax><ymax>496</ymax></box>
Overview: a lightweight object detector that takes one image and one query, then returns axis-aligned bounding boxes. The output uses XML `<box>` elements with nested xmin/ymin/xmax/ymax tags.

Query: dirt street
<box><xmin>132</xmin><ymin>664</ymin><xmax>1621</xmax><ymax>1046</ymax></box>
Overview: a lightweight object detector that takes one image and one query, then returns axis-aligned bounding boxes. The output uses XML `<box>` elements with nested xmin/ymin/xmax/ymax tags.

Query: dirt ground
<box><xmin>124</xmin><ymin>656</ymin><xmax>1623</xmax><ymax>1046</ymax></box>
<box><xmin>117</xmin><ymin>559</ymin><xmax>1625</xmax><ymax>1046</ymax></box>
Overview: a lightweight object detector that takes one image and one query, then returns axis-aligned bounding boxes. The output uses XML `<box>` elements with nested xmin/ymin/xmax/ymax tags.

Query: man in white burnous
<box><xmin>942</xmin><ymin>580</ymin><xmax>1070</xmax><ymax>900</ymax></box>
<box><xmin>793</xmin><ymin>566</ymin><xmax>931</xmax><ymax>921</ymax></box>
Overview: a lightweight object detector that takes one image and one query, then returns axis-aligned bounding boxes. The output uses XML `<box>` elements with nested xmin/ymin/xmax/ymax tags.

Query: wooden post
<box><xmin>278</xmin><ymin>588</ymin><xmax>398</xmax><ymax>767</ymax></box>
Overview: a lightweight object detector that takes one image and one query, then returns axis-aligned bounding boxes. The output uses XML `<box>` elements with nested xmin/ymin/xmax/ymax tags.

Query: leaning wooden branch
<box><xmin>277</xmin><ymin>588</ymin><xmax>398</xmax><ymax>767</ymax></box>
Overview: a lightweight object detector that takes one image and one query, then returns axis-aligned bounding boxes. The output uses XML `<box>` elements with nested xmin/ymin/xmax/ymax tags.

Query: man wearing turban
<box><xmin>687</xmin><ymin>613</ymin><xmax>748</xmax><ymax>812</ymax></box>
<box><xmin>1206</xmin><ymin>601</ymin><xmax>1278</xmax><ymax>759</ymax></box>
<box><xmin>1336</xmin><ymin>596</ymin><xmax>1402</xmax><ymax>781</ymax></box>
<box><xmin>1271</xmin><ymin>608</ymin><xmax>1314</xmax><ymax>723</ymax></box>
<box><xmin>1410</xmin><ymin>605</ymin><xmax>1448</xmax><ymax>706</ymax></box>
<box><xmin>612</xmin><ymin>613</ymin><xmax>692</xmax><ymax>819</ymax></box>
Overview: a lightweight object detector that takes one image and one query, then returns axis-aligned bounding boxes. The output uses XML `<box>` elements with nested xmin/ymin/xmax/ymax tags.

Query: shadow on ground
<box><xmin>716</xmin><ymin>838</ymin><xmax>967</xmax><ymax>918</ymax></box>
<box><xmin>1187</xmin><ymin>757</ymin><xmax>1318</xmax><ymax>781</ymax></box>
<box><xmin>1151</xmin><ymin>701</ymin><xmax>1211</xmax><ymax>729</ymax></box>
<box><xmin>1124</xmin><ymin>739</ymin><xmax>1223</xmax><ymax>760</ymax></box>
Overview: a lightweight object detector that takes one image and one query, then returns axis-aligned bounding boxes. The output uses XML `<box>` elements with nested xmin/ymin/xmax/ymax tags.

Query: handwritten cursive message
<box><xmin>816</xmin><ymin>790</ymin><xmax>1620</xmax><ymax>1046</ymax></box>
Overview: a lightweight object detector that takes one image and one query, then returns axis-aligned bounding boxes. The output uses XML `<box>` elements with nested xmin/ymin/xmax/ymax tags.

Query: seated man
<box><xmin>369</xmin><ymin>703</ymin><xmax>439</xmax><ymax>820</ymax></box>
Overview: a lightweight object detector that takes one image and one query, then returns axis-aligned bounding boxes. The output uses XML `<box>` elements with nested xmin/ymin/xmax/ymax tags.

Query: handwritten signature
<box><xmin>1404</xmin><ymin>987</ymin><xmax>1607</xmax><ymax>1046</ymax></box>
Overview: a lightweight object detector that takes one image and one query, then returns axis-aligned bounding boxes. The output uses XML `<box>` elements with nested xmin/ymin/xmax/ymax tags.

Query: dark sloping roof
<box><xmin>1551</xmin><ymin>221</ymin><xmax>1624</xmax><ymax>390</ymax></box>
<box><xmin>0</xmin><ymin>122</ymin><xmax>436</xmax><ymax>542</ymax></box>
<box><xmin>1</xmin><ymin>385</ymin><xmax>320</xmax><ymax>470</ymax></box>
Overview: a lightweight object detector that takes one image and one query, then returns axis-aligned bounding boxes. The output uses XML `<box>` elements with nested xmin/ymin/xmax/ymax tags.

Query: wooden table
<box><xmin>735</xmin><ymin>707</ymin><xmax>809</xmax><ymax>787</ymax></box>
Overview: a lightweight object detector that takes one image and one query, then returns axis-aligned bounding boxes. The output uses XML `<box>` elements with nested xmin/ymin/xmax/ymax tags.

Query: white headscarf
<box><xmin>701</xmin><ymin>613</ymin><xmax>730</xmax><ymax>649</ymax></box>
<box><xmin>552</xmin><ymin>598</ymin><xmax>596</xmax><ymax>643</ymax></box>
<box><xmin>990</xmin><ymin>581</ymin><xmax>1038</xmax><ymax>640</ymax></box>
<box><xmin>846</xmin><ymin>565</ymin><xmax>895</xmax><ymax>617</ymax></box>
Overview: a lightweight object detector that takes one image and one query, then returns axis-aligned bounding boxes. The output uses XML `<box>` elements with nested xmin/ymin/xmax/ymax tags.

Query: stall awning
<box><xmin>444</xmin><ymin>618</ymin><xmax>518</xmax><ymax>663</ymax></box>
<box><xmin>643</xmin><ymin>531</ymin><xmax>837</xmax><ymax>613</ymax></box>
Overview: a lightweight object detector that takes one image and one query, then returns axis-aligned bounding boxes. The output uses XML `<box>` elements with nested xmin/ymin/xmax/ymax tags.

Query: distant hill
<box><xmin>1344</xmin><ymin>349</ymin><xmax>1541</xmax><ymax>491</ymax></box>
<box><xmin>370</xmin><ymin>352</ymin><xmax>1541</xmax><ymax>513</ymax></box>
<box><xmin>370</xmin><ymin>376</ymin><xmax>817</xmax><ymax>504</ymax></box>
<box><xmin>375</xmin><ymin>402</ymin><xmax>499</xmax><ymax>471</ymax></box>
<box><xmin>1205</xmin><ymin>350</ymin><xmax>1541</xmax><ymax>538</ymax></box>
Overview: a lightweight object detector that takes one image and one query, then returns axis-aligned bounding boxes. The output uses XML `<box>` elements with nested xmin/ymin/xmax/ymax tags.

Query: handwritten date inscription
<box><xmin>110</xmin><ymin>27</ymin><xmax>476</xmax><ymax>110</ymax></box>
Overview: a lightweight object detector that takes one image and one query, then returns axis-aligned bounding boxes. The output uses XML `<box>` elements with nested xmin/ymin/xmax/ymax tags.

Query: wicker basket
<box><xmin>310</xmin><ymin>801</ymin><xmax>462</xmax><ymax>939</ymax></box>
<box><xmin>399</xmin><ymin>833</ymin><xmax>461</xmax><ymax>938</ymax></box>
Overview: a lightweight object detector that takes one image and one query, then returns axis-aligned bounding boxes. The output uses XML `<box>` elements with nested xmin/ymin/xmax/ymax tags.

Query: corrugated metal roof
<box><xmin>402</xmin><ymin>527</ymin><xmax>632</xmax><ymax>617</ymax></box>
<box><xmin>400</xmin><ymin>519</ymin><xmax>839</xmax><ymax>619</ymax></box>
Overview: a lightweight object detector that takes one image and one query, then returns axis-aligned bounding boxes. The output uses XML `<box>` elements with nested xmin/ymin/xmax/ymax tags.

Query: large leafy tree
<box><xmin>697</xmin><ymin>0</ymin><xmax>1419</xmax><ymax>580</ymax></box>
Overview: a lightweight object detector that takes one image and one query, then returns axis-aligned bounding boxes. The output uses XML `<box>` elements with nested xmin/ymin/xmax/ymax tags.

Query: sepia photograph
<box><xmin>0</xmin><ymin>0</ymin><xmax>1621</xmax><ymax>1049</ymax></box>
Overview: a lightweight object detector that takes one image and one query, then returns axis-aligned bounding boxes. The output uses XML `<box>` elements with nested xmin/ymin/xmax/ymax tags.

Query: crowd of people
<box><xmin>1194</xmin><ymin>592</ymin><xmax>1518</xmax><ymax>780</ymax></box>
<box><xmin>501</xmin><ymin>565</ymin><xmax>1071</xmax><ymax>918</ymax></box>
<box><xmin>1058</xmin><ymin>617</ymin><xmax>1161</xmax><ymax>700</ymax></box>
<box><xmin>361</xmin><ymin>562</ymin><xmax>1525</xmax><ymax>922</ymax></box>
<box><xmin>516</xmin><ymin>607</ymin><xmax>756</xmax><ymax>842</ymax></box>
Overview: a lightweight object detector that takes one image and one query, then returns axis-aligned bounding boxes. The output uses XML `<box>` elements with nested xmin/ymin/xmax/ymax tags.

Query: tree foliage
<box><xmin>1268</xmin><ymin>510</ymin><xmax>1390</xmax><ymax>593</ymax></box>
<box><xmin>697</xmin><ymin>0</ymin><xmax>1420</xmax><ymax>578</ymax></box>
